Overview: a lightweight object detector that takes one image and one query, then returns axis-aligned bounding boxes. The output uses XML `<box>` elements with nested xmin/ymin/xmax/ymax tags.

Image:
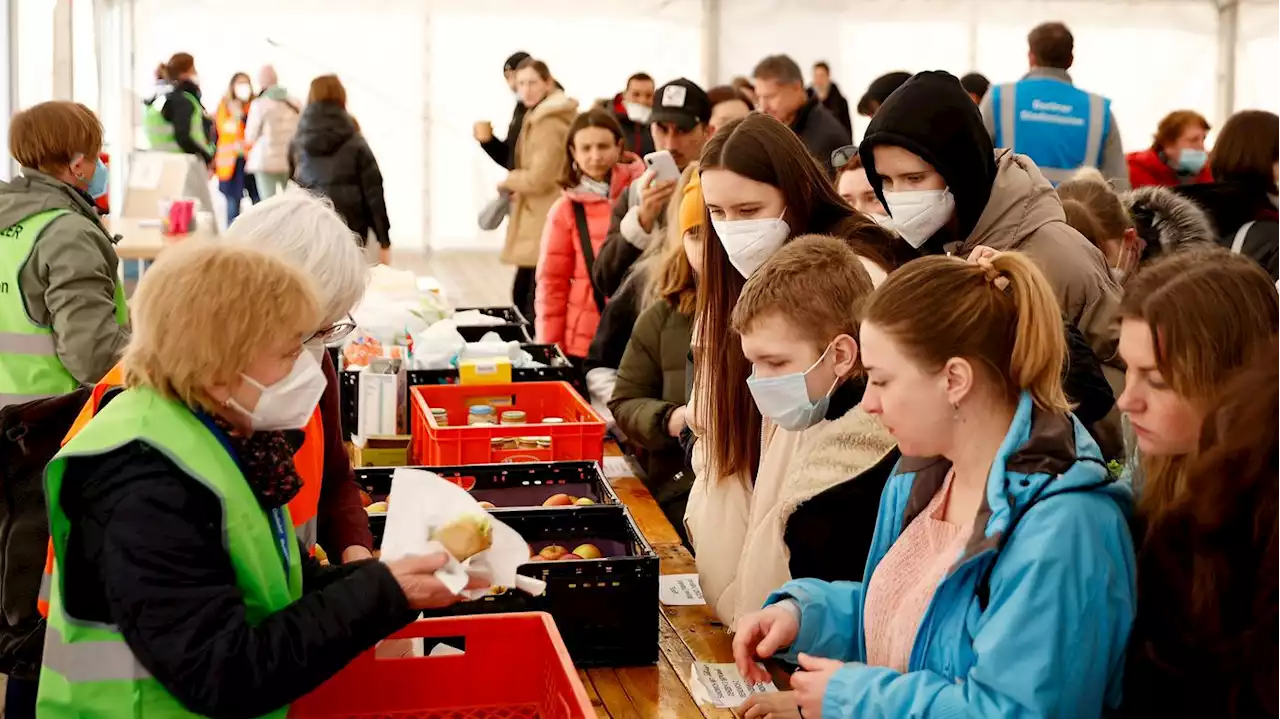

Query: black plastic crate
<box><xmin>339</xmin><ymin>343</ymin><xmax>582</xmax><ymax>441</ymax></box>
<box><xmin>369</xmin><ymin>505</ymin><xmax>659</xmax><ymax>667</ymax></box>
<box><xmin>453</xmin><ymin>305</ymin><xmax>532</xmax><ymax>343</ymax></box>
<box><xmin>356</xmin><ymin>460</ymin><xmax>621</xmax><ymax>510</ymax></box>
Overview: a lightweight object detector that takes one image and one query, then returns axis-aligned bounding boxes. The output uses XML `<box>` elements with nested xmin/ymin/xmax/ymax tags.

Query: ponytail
<box><xmin>988</xmin><ymin>252</ymin><xmax>1070</xmax><ymax>412</ymax></box>
<box><xmin>863</xmin><ymin>253</ymin><xmax>1069</xmax><ymax>413</ymax></box>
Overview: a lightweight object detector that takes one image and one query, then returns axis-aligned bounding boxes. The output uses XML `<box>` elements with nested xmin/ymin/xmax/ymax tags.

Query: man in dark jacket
<box><xmin>752</xmin><ymin>54</ymin><xmax>848</xmax><ymax>175</ymax></box>
<box><xmin>474</xmin><ymin>51</ymin><xmax>531</xmax><ymax>170</ymax></box>
<box><xmin>290</xmin><ymin>101</ymin><xmax>392</xmax><ymax>261</ymax></box>
<box><xmin>856</xmin><ymin>71</ymin><xmax>912</xmax><ymax>118</ymax></box>
<box><xmin>808</xmin><ymin>61</ymin><xmax>852</xmax><ymax>135</ymax></box>
<box><xmin>612</xmin><ymin>72</ymin><xmax>657</xmax><ymax>157</ymax></box>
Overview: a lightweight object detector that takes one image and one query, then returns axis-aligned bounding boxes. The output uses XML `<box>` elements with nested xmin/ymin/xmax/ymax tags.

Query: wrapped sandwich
<box><xmin>432</xmin><ymin>514</ymin><xmax>493</xmax><ymax>561</ymax></box>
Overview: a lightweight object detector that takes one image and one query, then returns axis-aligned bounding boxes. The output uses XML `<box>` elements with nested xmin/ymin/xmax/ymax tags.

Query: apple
<box><xmin>560</xmin><ymin>553</ymin><xmax>583</xmax><ymax>561</ymax></box>
<box><xmin>358</xmin><ymin>489</ymin><xmax>373</xmax><ymax>508</ymax></box>
<box><xmin>529</xmin><ymin>555</ymin><xmax>546</xmax><ymax>562</ymax></box>
<box><xmin>572</xmin><ymin>543</ymin><xmax>602</xmax><ymax>560</ymax></box>
<box><xmin>574</xmin><ymin>497</ymin><xmax>596</xmax><ymax>506</ymax></box>
<box><xmin>542</xmin><ymin>493</ymin><xmax>574</xmax><ymax>507</ymax></box>
<box><xmin>477</xmin><ymin>501</ymin><xmax>496</xmax><ymax>509</ymax></box>
<box><xmin>538</xmin><ymin>545</ymin><xmax>568</xmax><ymax>561</ymax></box>
<box><xmin>365</xmin><ymin>501</ymin><xmax>388</xmax><ymax>514</ymax></box>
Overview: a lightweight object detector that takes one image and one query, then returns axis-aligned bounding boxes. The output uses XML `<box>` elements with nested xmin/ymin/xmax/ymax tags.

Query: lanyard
<box><xmin>268</xmin><ymin>507</ymin><xmax>291</xmax><ymax>573</ymax></box>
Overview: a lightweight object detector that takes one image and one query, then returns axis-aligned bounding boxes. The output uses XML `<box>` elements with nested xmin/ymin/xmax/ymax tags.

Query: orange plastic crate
<box><xmin>291</xmin><ymin>613</ymin><xmax>593</xmax><ymax>718</ymax></box>
<box><xmin>410</xmin><ymin>382</ymin><xmax>604</xmax><ymax>465</ymax></box>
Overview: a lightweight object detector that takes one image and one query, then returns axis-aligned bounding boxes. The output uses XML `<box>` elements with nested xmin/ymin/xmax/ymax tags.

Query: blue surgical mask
<box><xmin>746</xmin><ymin>344</ymin><xmax>838</xmax><ymax>431</ymax></box>
<box><xmin>1176</xmin><ymin>149</ymin><xmax>1207</xmax><ymax>175</ymax></box>
<box><xmin>87</xmin><ymin>158</ymin><xmax>109</xmax><ymax>199</ymax></box>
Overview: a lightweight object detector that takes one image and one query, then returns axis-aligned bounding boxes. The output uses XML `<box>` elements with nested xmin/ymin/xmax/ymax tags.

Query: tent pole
<box><xmin>1215</xmin><ymin>0</ymin><xmax>1238</xmax><ymax>124</ymax></box>
<box><xmin>702</xmin><ymin>0</ymin><xmax>720</xmax><ymax>88</ymax></box>
<box><xmin>53</xmin><ymin>0</ymin><xmax>73</xmax><ymax>100</ymax></box>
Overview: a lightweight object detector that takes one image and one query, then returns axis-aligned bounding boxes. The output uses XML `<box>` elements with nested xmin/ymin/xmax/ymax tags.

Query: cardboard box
<box><xmin>459</xmin><ymin>357</ymin><xmax>513</xmax><ymax>385</ymax></box>
<box><xmin>352</xmin><ymin>435</ymin><xmax>413</xmax><ymax>467</ymax></box>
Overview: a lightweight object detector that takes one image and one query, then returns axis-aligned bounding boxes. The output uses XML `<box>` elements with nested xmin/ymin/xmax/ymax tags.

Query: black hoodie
<box><xmin>859</xmin><ymin>71</ymin><xmax>996</xmax><ymax>256</ymax></box>
<box><xmin>289</xmin><ymin>102</ymin><xmax>391</xmax><ymax>248</ymax></box>
<box><xmin>160</xmin><ymin>80</ymin><xmax>216</xmax><ymax>164</ymax></box>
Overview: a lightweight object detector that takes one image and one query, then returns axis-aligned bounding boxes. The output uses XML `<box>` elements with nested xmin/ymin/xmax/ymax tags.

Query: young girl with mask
<box><xmin>535</xmin><ymin>109</ymin><xmax>643</xmax><ymax>364</ymax></box>
<box><xmin>734</xmin><ymin>251</ymin><xmax>1136</xmax><ymax>719</ymax></box>
<box><xmin>214</xmin><ymin>72</ymin><xmax>261</xmax><ymax>225</ymax></box>
<box><xmin>688</xmin><ymin>236</ymin><xmax>898</xmax><ymax>633</ymax></box>
<box><xmin>689</xmin><ymin>114</ymin><xmax>905</xmax><ymax>519</ymax></box>
<box><xmin>1111</xmin><ymin>248</ymin><xmax>1277</xmax><ymax>717</ymax></box>
<box><xmin>859</xmin><ymin>70</ymin><xmax>1119</xmax><ymax>359</ymax></box>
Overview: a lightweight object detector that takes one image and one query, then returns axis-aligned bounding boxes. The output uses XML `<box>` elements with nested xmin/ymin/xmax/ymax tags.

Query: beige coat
<box><xmin>966</xmin><ymin>150</ymin><xmax>1123</xmax><ymax>361</ymax></box>
<box><xmin>685</xmin><ymin>403</ymin><xmax>897</xmax><ymax>629</ymax></box>
<box><xmin>502</xmin><ymin>91</ymin><xmax>578</xmax><ymax>267</ymax></box>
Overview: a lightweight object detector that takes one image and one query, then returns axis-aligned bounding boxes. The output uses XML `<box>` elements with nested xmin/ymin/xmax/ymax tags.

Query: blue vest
<box><xmin>991</xmin><ymin>77</ymin><xmax>1111</xmax><ymax>186</ymax></box>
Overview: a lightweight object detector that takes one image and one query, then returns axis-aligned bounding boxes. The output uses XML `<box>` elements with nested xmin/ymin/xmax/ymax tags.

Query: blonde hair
<box><xmin>1119</xmin><ymin>247</ymin><xmax>1279</xmax><ymax>522</ymax></box>
<box><xmin>863</xmin><ymin>252</ymin><xmax>1069</xmax><ymax>413</ymax></box>
<box><xmin>630</xmin><ymin>162</ymin><xmax>699</xmax><ymax>313</ymax></box>
<box><xmin>649</xmin><ymin>162</ymin><xmax>701</xmax><ymax>315</ymax></box>
<box><xmin>123</xmin><ymin>241</ymin><xmax>323</xmax><ymax>414</ymax></box>
<box><xmin>9</xmin><ymin>102</ymin><xmax>103</xmax><ymax>174</ymax></box>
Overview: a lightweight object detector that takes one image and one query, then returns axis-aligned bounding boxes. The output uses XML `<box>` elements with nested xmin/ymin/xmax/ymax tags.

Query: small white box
<box><xmin>357</xmin><ymin>372</ymin><xmax>399</xmax><ymax>437</ymax></box>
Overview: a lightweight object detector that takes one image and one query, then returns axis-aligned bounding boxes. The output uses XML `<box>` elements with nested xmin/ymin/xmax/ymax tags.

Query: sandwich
<box><xmin>431</xmin><ymin>514</ymin><xmax>493</xmax><ymax>561</ymax></box>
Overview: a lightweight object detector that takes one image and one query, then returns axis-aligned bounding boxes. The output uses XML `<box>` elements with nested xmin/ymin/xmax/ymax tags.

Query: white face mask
<box><xmin>712</xmin><ymin>210</ymin><xmax>790</xmax><ymax>278</ymax></box>
<box><xmin>234</xmin><ymin>83</ymin><xmax>252</xmax><ymax>102</ymax></box>
<box><xmin>746</xmin><ymin>344</ymin><xmax>838</xmax><ymax>431</ymax></box>
<box><xmin>623</xmin><ymin>101</ymin><xmax>652</xmax><ymax>124</ymax></box>
<box><xmin>228</xmin><ymin>350</ymin><xmax>327</xmax><ymax>431</ymax></box>
<box><xmin>882</xmin><ymin>189</ymin><xmax>956</xmax><ymax>249</ymax></box>
<box><xmin>303</xmin><ymin>339</ymin><xmax>328</xmax><ymax>365</ymax></box>
<box><xmin>869</xmin><ymin>213</ymin><xmax>896</xmax><ymax>230</ymax></box>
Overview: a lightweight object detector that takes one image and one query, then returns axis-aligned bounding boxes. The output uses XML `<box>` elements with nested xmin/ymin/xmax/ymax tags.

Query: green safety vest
<box><xmin>0</xmin><ymin>209</ymin><xmax>128</xmax><ymax>408</ymax></box>
<box><xmin>144</xmin><ymin>91</ymin><xmax>213</xmax><ymax>154</ymax></box>
<box><xmin>39</xmin><ymin>386</ymin><xmax>303</xmax><ymax>718</ymax></box>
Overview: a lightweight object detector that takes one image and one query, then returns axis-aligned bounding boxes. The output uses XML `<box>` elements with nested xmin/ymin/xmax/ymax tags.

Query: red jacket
<box><xmin>536</xmin><ymin>158</ymin><xmax>644</xmax><ymax>358</ymax></box>
<box><xmin>1127</xmin><ymin>148</ymin><xmax>1212</xmax><ymax>189</ymax></box>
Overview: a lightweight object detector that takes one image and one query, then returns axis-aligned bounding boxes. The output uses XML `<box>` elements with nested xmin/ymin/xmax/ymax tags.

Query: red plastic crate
<box><xmin>410</xmin><ymin>382</ymin><xmax>604</xmax><ymax>465</ymax></box>
<box><xmin>291</xmin><ymin>613</ymin><xmax>593</xmax><ymax>718</ymax></box>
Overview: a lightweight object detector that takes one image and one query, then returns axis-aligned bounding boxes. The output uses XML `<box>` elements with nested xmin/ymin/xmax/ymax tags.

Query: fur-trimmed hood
<box><xmin>1122</xmin><ymin>184</ymin><xmax>1216</xmax><ymax>257</ymax></box>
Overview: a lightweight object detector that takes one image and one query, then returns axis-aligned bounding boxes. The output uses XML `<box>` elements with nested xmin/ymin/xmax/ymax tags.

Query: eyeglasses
<box><xmin>831</xmin><ymin>145</ymin><xmax>858</xmax><ymax>171</ymax></box>
<box><xmin>309</xmin><ymin>314</ymin><xmax>357</xmax><ymax>344</ymax></box>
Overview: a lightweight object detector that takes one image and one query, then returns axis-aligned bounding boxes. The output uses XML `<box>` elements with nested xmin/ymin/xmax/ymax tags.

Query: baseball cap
<box><xmin>649</xmin><ymin>78</ymin><xmax>712</xmax><ymax>131</ymax></box>
<box><xmin>503</xmin><ymin>52</ymin><xmax>531</xmax><ymax>73</ymax></box>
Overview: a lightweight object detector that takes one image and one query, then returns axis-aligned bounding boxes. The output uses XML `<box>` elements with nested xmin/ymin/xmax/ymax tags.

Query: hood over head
<box><xmin>294</xmin><ymin>102</ymin><xmax>357</xmax><ymax>156</ymax></box>
<box><xmin>859</xmin><ymin>71</ymin><xmax>996</xmax><ymax>250</ymax></box>
<box><xmin>1122</xmin><ymin>185</ymin><xmax>1216</xmax><ymax>259</ymax></box>
<box><xmin>965</xmin><ymin>150</ymin><xmax>1068</xmax><ymax>252</ymax></box>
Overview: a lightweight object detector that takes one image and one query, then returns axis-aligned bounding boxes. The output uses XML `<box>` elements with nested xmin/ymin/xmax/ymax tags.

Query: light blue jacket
<box><xmin>766</xmin><ymin>393</ymin><xmax>1137</xmax><ymax>718</ymax></box>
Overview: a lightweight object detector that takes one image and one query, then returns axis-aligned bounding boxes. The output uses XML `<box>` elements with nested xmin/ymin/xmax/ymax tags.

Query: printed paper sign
<box><xmin>659</xmin><ymin>573</ymin><xmax>705</xmax><ymax>606</ymax></box>
<box><xmin>129</xmin><ymin>154</ymin><xmax>163</xmax><ymax>190</ymax></box>
<box><xmin>689</xmin><ymin>662</ymin><xmax>778</xmax><ymax>708</ymax></box>
<box><xmin>601</xmin><ymin>455</ymin><xmax>635</xmax><ymax>479</ymax></box>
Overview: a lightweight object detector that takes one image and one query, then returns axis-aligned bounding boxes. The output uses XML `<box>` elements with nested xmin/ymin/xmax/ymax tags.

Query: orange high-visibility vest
<box><xmin>38</xmin><ymin>363</ymin><xmax>325</xmax><ymax>617</ymax></box>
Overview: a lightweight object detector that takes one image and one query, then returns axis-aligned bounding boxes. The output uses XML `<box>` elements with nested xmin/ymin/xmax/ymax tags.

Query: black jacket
<box><xmin>1174</xmin><ymin>181</ymin><xmax>1279</xmax><ymax>280</ymax></box>
<box><xmin>58</xmin><ymin>439</ymin><xmax>416</xmax><ymax>717</ymax></box>
<box><xmin>809</xmin><ymin>83</ymin><xmax>853</xmax><ymax>135</ymax></box>
<box><xmin>791</xmin><ymin>97</ymin><xmax>850</xmax><ymax>176</ymax></box>
<box><xmin>290</xmin><ymin>102</ymin><xmax>392</xmax><ymax>248</ymax></box>
<box><xmin>611</xmin><ymin>96</ymin><xmax>656</xmax><ymax>157</ymax></box>
<box><xmin>585</xmin><ymin>268</ymin><xmax>644</xmax><ymax>373</ymax></box>
<box><xmin>481</xmin><ymin>102</ymin><xmax>529</xmax><ymax>170</ymax></box>
<box><xmin>161</xmin><ymin>80</ymin><xmax>215</xmax><ymax>164</ymax></box>
<box><xmin>1063</xmin><ymin>322</ymin><xmax>1115</xmax><ymax>427</ymax></box>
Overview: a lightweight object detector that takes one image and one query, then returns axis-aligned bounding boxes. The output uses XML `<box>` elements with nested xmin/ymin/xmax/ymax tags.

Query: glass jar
<box><xmin>500</xmin><ymin>410</ymin><xmax>527</xmax><ymax>425</ymax></box>
<box><xmin>467</xmin><ymin>405</ymin><xmax>495</xmax><ymax>425</ymax></box>
<box><xmin>430</xmin><ymin>407</ymin><xmax>449</xmax><ymax>426</ymax></box>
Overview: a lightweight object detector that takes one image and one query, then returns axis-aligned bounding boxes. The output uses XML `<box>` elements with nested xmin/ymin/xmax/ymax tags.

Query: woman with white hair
<box><xmin>227</xmin><ymin>189</ymin><xmax>373</xmax><ymax>563</ymax></box>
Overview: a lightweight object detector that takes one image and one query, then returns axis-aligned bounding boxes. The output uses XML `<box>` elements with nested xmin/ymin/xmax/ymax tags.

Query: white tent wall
<box><xmin>5</xmin><ymin>0</ymin><xmax>1275</xmax><ymax>249</ymax></box>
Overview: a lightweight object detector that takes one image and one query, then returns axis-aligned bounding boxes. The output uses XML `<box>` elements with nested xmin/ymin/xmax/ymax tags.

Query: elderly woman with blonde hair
<box><xmin>38</xmin><ymin>242</ymin><xmax>482</xmax><ymax>718</ymax></box>
<box><xmin>228</xmin><ymin>189</ymin><xmax>374</xmax><ymax>564</ymax></box>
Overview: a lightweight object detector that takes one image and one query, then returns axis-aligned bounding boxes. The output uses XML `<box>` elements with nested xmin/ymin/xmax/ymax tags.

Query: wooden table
<box><xmin>108</xmin><ymin>216</ymin><xmax>217</xmax><ymax>280</ymax></box>
<box><xmin>580</xmin><ymin>444</ymin><xmax>739</xmax><ymax>719</ymax></box>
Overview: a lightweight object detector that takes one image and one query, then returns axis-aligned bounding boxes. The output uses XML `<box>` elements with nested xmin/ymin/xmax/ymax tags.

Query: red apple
<box><xmin>529</xmin><ymin>555</ymin><xmax>546</xmax><ymax>562</ymax></box>
<box><xmin>477</xmin><ymin>501</ymin><xmax>496</xmax><ymax>509</ymax></box>
<box><xmin>542</xmin><ymin>493</ymin><xmax>574</xmax><ymax>507</ymax></box>
<box><xmin>538</xmin><ymin>545</ymin><xmax>568</xmax><ymax>561</ymax></box>
<box><xmin>572</xmin><ymin>543</ymin><xmax>602</xmax><ymax>560</ymax></box>
<box><xmin>358</xmin><ymin>489</ymin><xmax>373</xmax><ymax>508</ymax></box>
<box><xmin>560</xmin><ymin>553</ymin><xmax>583</xmax><ymax>561</ymax></box>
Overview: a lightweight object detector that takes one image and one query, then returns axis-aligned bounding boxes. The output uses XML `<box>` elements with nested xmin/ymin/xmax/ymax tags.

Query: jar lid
<box><xmin>467</xmin><ymin>405</ymin><xmax>494</xmax><ymax>415</ymax></box>
<box><xmin>542</xmin><ymin>416</ymin><xmax>564</xmax><ymax>424</ymax></box>
<box><xmin>501</xmin><ymin>410</ymin><xmax>526</xmax><ymax>420</ymax></box>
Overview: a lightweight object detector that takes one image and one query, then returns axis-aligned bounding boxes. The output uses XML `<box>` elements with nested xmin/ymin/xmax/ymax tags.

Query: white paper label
<box><xmin>659</xmin><ymin>574</ymin><xmax>705</xmax><ymax>605</ymax></box>
<box><xmin>129</xmin><ymin>154</ymin><xmax>164</xmax><ymax>190</ymax></box>
<box><xmin>601</xmin><ymin>455</ymin><xmax>634</xmax><ymax>478</ymax></box>
<box><xmin>689</xmin><ymin>662</ymin><xmax>778</xmax><ymax>708</ymax></box>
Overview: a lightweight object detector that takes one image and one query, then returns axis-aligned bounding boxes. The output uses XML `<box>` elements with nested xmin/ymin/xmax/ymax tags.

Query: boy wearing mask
<box><xmin>685</xmin><ymin>236</ymin><xmax>898</xmax><ymax>633</ymax></box>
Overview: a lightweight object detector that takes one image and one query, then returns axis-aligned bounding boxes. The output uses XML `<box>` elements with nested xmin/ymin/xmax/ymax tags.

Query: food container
<box><xmin>356</xmin><ymin>460</ymin><xmax>621</xmax><ymax>511</ymax></box>
<box><xmin>452</xmin><ymin>305</ymin><xmax>531</xmax><ymax>343</ymax></box>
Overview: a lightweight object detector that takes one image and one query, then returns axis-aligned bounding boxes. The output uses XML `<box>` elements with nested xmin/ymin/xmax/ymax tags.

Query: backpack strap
<box><xmin>1231</xmin><ymin>221</ymin><xmax>1256</xmax><ymax>255</ymax></box>
<box><xmin>571</xmin><ymin>201</ymin><xmax>607</xmax><ymax>313</ymax></box>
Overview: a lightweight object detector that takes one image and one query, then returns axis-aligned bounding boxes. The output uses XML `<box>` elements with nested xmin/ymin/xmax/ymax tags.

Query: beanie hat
<box><xmin>859</xmin><ymin>71</ymin><xmax>997</xmax><ymax>249</ymax></box>
<box><xmin>679</xmin><ymin>170</ymin><xmax>705</xmax><ymax>237</ymax></box>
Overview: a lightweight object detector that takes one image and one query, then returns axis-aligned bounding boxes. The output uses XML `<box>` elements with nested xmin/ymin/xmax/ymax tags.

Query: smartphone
<box><xmin>643</xmin><ymin>150</ymin><xmax>681</xmax><ymax>184</ymax></box>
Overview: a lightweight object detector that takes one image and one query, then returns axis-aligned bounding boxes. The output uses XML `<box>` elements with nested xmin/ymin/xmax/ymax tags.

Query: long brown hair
<box><xmin>862</xmin><ymin>252</ymin><xmax>1070</xmax><ymax>412</ymax></box>
<box><xmin>1210</xmin><ymin>109</ymin><xmax>1279</xmax><ymax>189</ymax></box>
<box><xmin>560</xmin><ymin>109</ymin><xmax>624</xmax><ymax>189</ymax></box>
<box><xmin>1133</xmin><ymin>339</ymin><xmax>1278</xmax><ymax>716</ymax></box>
<box><xmin>694</xmin><ymin>113</ymin><xmax>906</xmax><ymax>481</ymax></box>
<box><xmin>308</xmin><ymin>74</ymin><xmax>347</xmax><ymax>108</ymax></box>
<box><xmin>1057</xmin><ymin>169</ymin><xmax>1134</xmax><ymax>249</ymax></box>
<box><xmin>1119</xmin><ymin>247</ymin><xmax>1278</xmax><ymax>521</ymax></box>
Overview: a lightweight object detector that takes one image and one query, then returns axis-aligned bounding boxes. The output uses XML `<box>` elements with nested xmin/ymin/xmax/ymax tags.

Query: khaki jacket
<box><xmin>965</xmin><ymin>150</ymin><xmax>1122</xmax><ymax>361</ymax></box>
<box><xmin>502</xmin><ymin>91</ymin><xmax>579</xmax><ymax>267</ymax></box>
<box><xmin>685</xmin><ymin>402</ymin><xmax>897</xmax><ymax>629</ymax></box>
